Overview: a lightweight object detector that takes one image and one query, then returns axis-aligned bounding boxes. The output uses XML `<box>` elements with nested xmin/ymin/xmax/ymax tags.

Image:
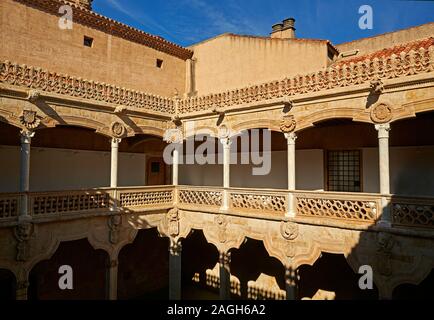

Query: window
<box><xmin>156</xmin><ymin>59</ymin><xmax>163</xmax><ymax>68</ymax></box>
<box><xmin>83</xmin><ymin>36</ymin><xmax>93</xmax><ymax>47</ymax></box>
<box><xmin>326</xmin><ymin>150</ymin><xmax>361</xmax><ymax>192</ymax></box>
<box><xmin>151</xmin><ymin>162</ymin><xmax>160</xmax><ymax>173</ymax></box>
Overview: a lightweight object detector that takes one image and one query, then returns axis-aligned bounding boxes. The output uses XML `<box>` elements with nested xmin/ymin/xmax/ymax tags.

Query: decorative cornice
<box><xmin>14</xmin><ymin>0</ymin><xmax>193</xmax><ymax>60</ymax></box>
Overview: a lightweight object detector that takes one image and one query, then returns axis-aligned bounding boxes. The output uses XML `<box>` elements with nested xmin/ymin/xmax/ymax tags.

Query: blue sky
<box><xmin>93</xmin><ymin>0</ymin><xmax>434</xmax><ymax>47</ymax></box>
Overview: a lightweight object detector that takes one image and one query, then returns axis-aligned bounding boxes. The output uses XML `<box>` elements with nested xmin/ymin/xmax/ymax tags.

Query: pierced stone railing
<box><xmin>0</xmin><ymin>60</ymin><xmax>175</xmax><ymax>114</ymax></box>
<box><xmin>178</xmin><ymin>186</ymin><xmax>223</xmax><ymax>209</ymax></box>
<box><xmin>30</xmin><ymin>189</ymin><xmax>112</xmax><ymax>216</ymax></box>
<box><xmin>179</xmin><ymin>44</ymin><xmax>434</xmax><ymax>114</ymax></box>
<box><xmin>118</xmin><ymin>186</ymin><xmax>174</xmax><ymax>209</ymax></box>
<box><xmin>229</xmin><ymin>188</ymin><xmax>288</xmax><ymax>216</ymax></box>
<box><xmin>0</xmin><ymin>193</ymin><xmax>20</xmax><ymax>219</ymax></box>
<box><xmin>294</xmin><ymin>191</ymin><xmax>380</xmax><ymax>223</ymax></box>
<box><xmin>391</xmin><ymin>196</ymin><xmax>434</xmax><ymax>228</ymax></box>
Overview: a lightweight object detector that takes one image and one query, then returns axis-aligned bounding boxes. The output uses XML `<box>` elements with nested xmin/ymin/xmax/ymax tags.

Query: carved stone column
<box><xmin>375</xmin><ymin>123</ymin><xmax>391</xmax><ymax>226</ymax></box>
<box><xmin>106</xmin><ymin>259</ymin><xmax>118</xmax><ymax>300</ymax></box>
<box><xmin>220</xmin><ymin>138</ymin><xmax>232</xmax><ymax>211</ymax></box>
<box><xmin>20</xmin><ymin>130</ymin><xmax>34</xmax><ymax>219</ymax></box>
<box><xmin>285</xmin><ymin>267</ymin><xmax>299</xmax><ymax>300</ymax></box>
<box><xmin>169</xmin><ymin>241</ymin><xmax>182</xmax><ymax>300</ymax></box>
<box><xmin>110</xmin><ymin>138</ymin><xmax>121</xmax><ymax>210</ymax></box>
<box><xmin>285</xmin><ymin>132</ymin><xmax>297</xmax><ymax>217</ymax></box>
<box><xmin>172</xmin><ymin>145</ymin><xmax>179</xmax><ymax>186</ymax></box>
<box><xmin>16</xmin><ymin>279</ymin><xmax>29</xmax><ymax>300</ymax></box>
<box><xmin>219</xmin><ymin>251</ymin><xmax>231</xmax><ymax>300</ymax></box>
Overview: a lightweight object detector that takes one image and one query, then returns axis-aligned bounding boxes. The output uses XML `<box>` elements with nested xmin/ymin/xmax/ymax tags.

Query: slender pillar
<box><xmin>375</xmin><ymin>124</ymin><xmax>391</xmax><ymax>226</ymax></box>
<box><xmin>172</xmin><ymin>146</ymin><xmax>179</xmax><ymax>186</ymax></box>
<box><xmin>110</xmin><ymin>138</ymin><xmax>121</xmax><ymax>188</ymax></box>
<box><xmin>285</xmin><ymin>133</ymin><xmax>297</xmax><ymax>217</ymax></box>
<box><xmin>285</xmin><ymin>267</ymin><xmax>298</xmax><ymax>300</ymax></box>
<box><xmin>169</xmin><ymin>241</ymin><xmax>182</xmax><ymax>300</ymax></box>
<box><xmin>19</xmin><ymin>130</ymin><xmax>34</xmax><ymax>219</ymax></box>
<box><xmin>219</xmin><ymin>251</ymin><xmax>231</xmax><ymax>300</ymax></box>
<box><xmin>16</xmin><ymin>280</ymin><xmax>29</xmax><ymax>300</ymax></box>
<box><xmin>106</xmin><ymin>259</ymin><xmax>118</xmax><ymax>300</ymax></box>
<box><xmin>221</xmin><ymin>138</ymin><xmax>232</xmax><ymax>210</ymax></box>
<box><xmin>110</xmin><ymin>138</ymin><xmax>121</xmax><ymax>211</ymax></box>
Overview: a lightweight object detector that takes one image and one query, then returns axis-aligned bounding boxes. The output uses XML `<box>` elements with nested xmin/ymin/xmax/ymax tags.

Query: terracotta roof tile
<box><xmin>337</xmin><ymin>37</ymin><xmax>434</xmax><ymax>66</ymax></box>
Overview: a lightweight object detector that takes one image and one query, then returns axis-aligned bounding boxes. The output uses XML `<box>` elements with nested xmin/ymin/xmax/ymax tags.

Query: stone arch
<box><xmin>296</xmin><ymin>108</ymin><xmax>372</xmax><ymax>133</ymax></box>
<box><xmin>231</xmin><ymin>119</ymin><xmax>281</xmax><ymax>136</ymax></box>
<box><xmin>28</xmin><ymin>238</ymin><xmax>109</xmax><ymax>300</ymax></box>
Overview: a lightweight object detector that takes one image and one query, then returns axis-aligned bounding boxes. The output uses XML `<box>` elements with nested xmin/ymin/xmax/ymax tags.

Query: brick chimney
<box><xmin>271</xmin><ymin>18</ymin><xmax>296</xmax><ymax>39</ymax></box>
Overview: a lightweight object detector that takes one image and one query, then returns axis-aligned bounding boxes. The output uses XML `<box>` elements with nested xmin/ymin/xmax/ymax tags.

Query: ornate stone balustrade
<box><xmin>2</xmin><ymin>43</ymin><xmax>433</xmax><ymax>118</ymax></box>
<box><xmin>294</xmin><ymin>191</ymin><xmax>379</xmax><ymax>223</ymax></box>
<box><xmin>178</xmin><ymin>186</ymin><xmax>223</xmax><ymax>209</ymax></box>
<box><xmin>229</xmin><ymin>188</ymin><xmax>288</xmax><ymax>216</ymax></box>
<box><xmin>179</xmin><ymin>45</ymin><xmax>434</xmax><ymax>114</ymax></box>
<box><xmin>0</xmin><ymin>60</ymin><xmax>175</xmax><ymax>114</ymax></box>
<box><xmin>30</xmin><ymin>189</ymin><xmax>112</xmax><ymax>216</ymax></box>
<box><xmin>2</xmin><ymin>187</ymin><xmax>434</xmax><ymax>232</ymax></box>
<box><xmin>392</xmin><ymin>196</ymin><xmax>434</xmax><ymax>228</ymax></box>
<box><xmin>0</xmin><ymin>193</ymin><xmax>20</xmax><ymax>219</ymax></box>
<box><xmin>118</xmin><ymin>186</ymin><xmax>174</xmax><ymax>209</ymax></box>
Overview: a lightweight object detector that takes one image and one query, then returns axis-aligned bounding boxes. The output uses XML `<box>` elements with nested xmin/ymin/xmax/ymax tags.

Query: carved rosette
<box><xmin>19</xmin><ymin>110</ymin><xmax>41</xmax><ymax>130</ymax></box>
<box><xmin>215</xmin><ymin>214</ymin><xmax>228</xmax><ymax>244</ymax></box>
<box><xmin>280</xmin><ymin>115</ymin><xmax>296</xmax><ymax>133</ymax></box>
<box><xmin>14</xmin><ymin>222</ymin><xmax>34</xmax><ymax>262</ymax></box>
<box><xmin>376</xmin><ymin>232</ymin><xmax>395</xmax><ymax>276</ymax></box>
<box><xmin>371</xmin><ymin>102</ymin><xmax>393</xmax><ymax>124</ymax></box>
<box><xmin>111</xmin><ymin>121</ymin><xmax>126</xmax><ymax>138</ymax></box>
<box><xmin>167</xmin><ymin>207</ymin><xmax>180</xmax><ymax>237</ymax></box>
<box><xmin>108</xmin><ymin>215</ymin><xmax>122</xmax><ymax>245</ymax></box>
<box><xmin>280</xmin><ymin>221</ymin><xmax>299</xmax><ymax>241</ymax></box>
<box><xmin>163</xmin><ymin>128</ymin><xmax>183</xmax><ymax>144</ymax></box>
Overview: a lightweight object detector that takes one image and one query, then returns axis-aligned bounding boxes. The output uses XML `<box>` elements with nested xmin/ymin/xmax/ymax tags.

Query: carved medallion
<box><xmin>215</xmin><ymin>214</ymin><xmax>228</xmax><ymax>243</ymax></box>
<box><xmin>371</xmin><ymin>102</ymin><xmax>393</xmax><ymax>124</ymax></box>
<box><xmin>280</xmin><ymin>115</ymin><xmax>296</xmax><ymax>133</ymax></box>
<box><xmin>376</xmin><ymin>232</ymin><xmax>395</xmax><ymax>276</ymax></box>
<box><xmin>14</xmin><ymin>223</ymin><xmax>34</xmax><ymax>262</ymax></box>
<box><xmin>108</xmin><ymin>215</ymin><xmax>122</xmax><ymax>244</ymax></box>
<box><xmin>280</xmin><ymin>221</ymin><xmax>299</xmax><ymax>241</ymax></box>
<box><xmin>167</xmin><ymin>207</ymin><xmax>180</xmax><ymax>237</ymax></box>
<box><xmin>111</xmin><ymin>122</ymin><xmax>126</xmax><ymax>138</ymax></box>
<box><xmin>19</xmin><ymin>110</ymin><xmax>40</xmax><ymax>130</ymax></box>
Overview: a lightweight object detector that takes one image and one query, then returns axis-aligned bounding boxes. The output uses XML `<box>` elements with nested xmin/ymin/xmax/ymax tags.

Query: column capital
<box><xmin>220</xmin><ymin>137</ymin><xmax>232</xmax><ymax>147</ymax></box>
<box><xmin>375</xmin><ymin>123</ymin><xmax>391</xmax><ymax>138</ymax></box>
<box><xmin>20</xmin><ymin>130</ymin><xmax>35</xmax><ymax>144</ymax></box>
<box><xmin>169</xmin><ymin>241</ymin><xmax>182</xmax><ymax>256</ymax></box>
<box><xmin>219</xmin><ymin>251</ymin><xmax>231</xmax><ymax>266</ymax></box>
<box><xmin>111</xmin><ymin>137</ymin><xmax>122</xmax><ymax>145</ymax></box>
<box><xmin>284</xmin><ymin>132</ymin><xmax>297</xmax><ymax>144</ymax></box>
